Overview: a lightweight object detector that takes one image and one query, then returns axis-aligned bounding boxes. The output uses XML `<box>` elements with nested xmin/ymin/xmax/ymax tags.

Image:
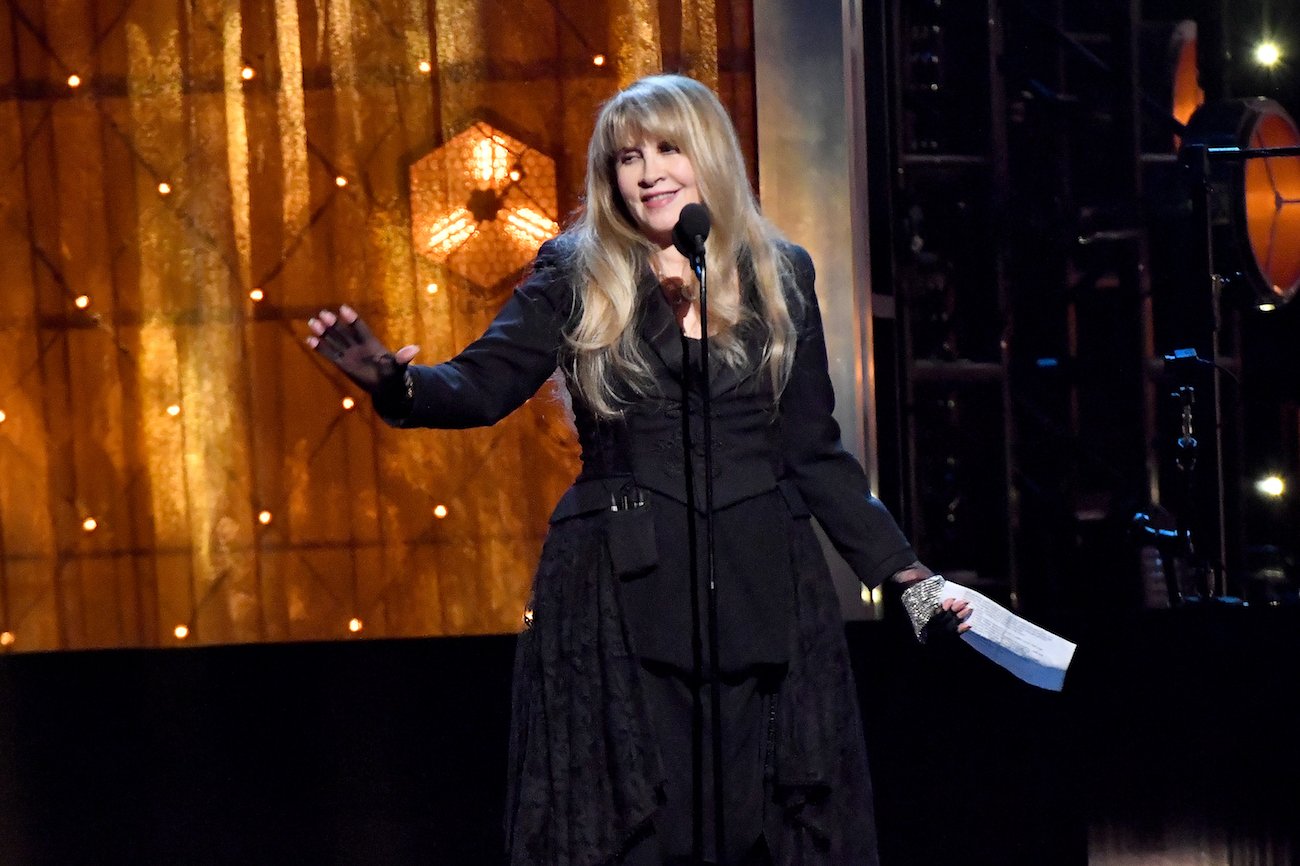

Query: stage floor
<box><xmin>0</xmin><ymin>606</ymin><xmax>1294</xmax><ymax>865</ymax></box>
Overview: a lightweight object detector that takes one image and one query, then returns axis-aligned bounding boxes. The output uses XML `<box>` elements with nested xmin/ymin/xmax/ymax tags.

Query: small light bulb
<box><xmin>1256</xmin><ymin>476</ymin><xmax>1286</xmax><ymax>497</ymax></box>
<box><xmin>249</xmin><ymin>288</ymin><xmax>264</xmax><ymax>302</ymax></box>
<box><xmin>67</xmin><ymin>74</ymin><xmax>81</xmax><ymax>88</ymax></box>
<box><xmin>0</xmin><ymin>631</ymin><xmax>13</xmax><ymax>647</ymax></box>
<box><xmin>426</xmin><ymin>282</ymin><xmax>439</xmax><ymax>295</ymax></box>
<box><xmin>508</xmin><ymin>169</ymin><xmax>522</xmax><ymax>181</ymax></box>
<box><xmin>75</xmin><ymin>295</ymin><xmax>90</xmax><ymax>309</ymax></box>
<box><xmin>348</xmin><ymin>618</ymin><xmax>363</xmax><ymax>633</ymax></box>
<box><xmin>433</xmin><ymin>504</ymin><xmax>448</xmax><ymax>519</ymax></box>
<box><xmin>241</xmin><ymin>65</ymin><xmax>255</xmax><ymax>81</ymax></box>
<box><xmin>82</xmin><ymin>517</ymin><xmax>98</xmax><ymax>532</ymax></box>
<box><xmin>0</xmin><ymin>409</ymin><xmax>7</xmax><ymax>423</ymax></box>
<box><xmin>592</xmin><ymin>54</ymin><xmax>606</xmax><ymax>67</ymax></box>
<box><xmin>174</xmin><ymin>624</ymin><xmax>189</xmax><ymax>639</ymax></box>
<box><xmin>166</xmin><ymin>404</ymin><xmax>181</xmax><ymax>417</ymax></box>
<box><xmin>335</xmin><ymin>175</ymin><xmax>348</xmax><ymax>188</ymax></box>
<box><xmin>1254</xmin><ymin>40</ymin><xmax>1282</xmax><ymax>68</ymax></box>
<box><xmin>258</xmin><ymin>510</ymin><xmax>273</xmax><ymax>525</ymax></box>
<box><xmin>418</xmin><ymin>60</ymin><xmax>432</xmax><ymax>74</ymax></box>
<box><xmin>1258</xmin><ymin>302</ymin><xmax>1277</xmax><ymax>312</ymax></box>
<box><xmin>158</xmin><ymin>182</ymin><xmax>171</xmax><ymax>195</ymax></box>
<box><xmin>341</xmin><ymin>396</ymin><xmax>356</xmax><ymax>410</ymax></box>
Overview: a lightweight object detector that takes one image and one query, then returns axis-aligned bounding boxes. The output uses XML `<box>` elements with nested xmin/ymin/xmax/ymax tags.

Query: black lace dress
<box><xmin>390</xmin><ymin>238</ymin><xmax>918</xmax><ymax>866</ymax></box>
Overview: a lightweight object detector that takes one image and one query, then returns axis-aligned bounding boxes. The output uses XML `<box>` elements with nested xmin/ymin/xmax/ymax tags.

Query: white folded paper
<box><xmin>941</xmin><ymin>579</ymin><xmax>1077</xmax><ymax>691</ymax></box>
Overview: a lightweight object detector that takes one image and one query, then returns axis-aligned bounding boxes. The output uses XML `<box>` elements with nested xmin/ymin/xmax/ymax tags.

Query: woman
<box><xmin>308</xmin><ymin>74</ymin><xmax>968</xmax><ymax>866</ymax></box>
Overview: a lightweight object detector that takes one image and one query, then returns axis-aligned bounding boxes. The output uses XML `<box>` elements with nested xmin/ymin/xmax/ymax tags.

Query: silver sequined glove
<box><xmin>900</xmin><ymin>575</ymin><xmax>947</xmax><ymax>644</ymax></box>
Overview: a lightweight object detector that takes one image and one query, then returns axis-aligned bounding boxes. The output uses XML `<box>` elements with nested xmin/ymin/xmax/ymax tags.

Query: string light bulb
<box><xmin>341</xmin><ymin>396</ymin><xmax>356</xmax><ymax>410</ymax></box>
<box><xmin>240</xmin><ymin>65</ymin><xmax>255</xmax><ymax>81</ymax></box>
<box><xmin>82</xmin><ymin>517</ymin><xmax>98</xmax><ymax>533</ymax></box>
<box><xmin>426</xmin><ymin>282</ymin><xmax>439</xmax><ymax>295</ymax></box>
<box><xmin>174</xmin><ymin>624</ymin><xmax>189</xmax><ymax>639</ymax></box>
<box><xmin>592</xmin><ymin>54</ymin><xmax>606</xmax><ymax>67</ymax></box>
<box><xmin>74</xmin><ymin>295</ymin><xmax>90</xmax><ymax>309</ymax></box>
<box><xmin>0</xmin><ymin>632</ymin><xmax>14</xmax><ymax>647</ymax></box>
<box><xmin>433</xmin><ymin>504</ymin><xmax>448</xmax><ymax>519</ymax></box>
<box><xmin>166</xmin><ymin>404</ymin><xmax>181</xmax><ymax>417</ymax></box>
<box><xmin>249</xmin><ymin>288</ymin><xmax>264</xmax><ymax>302</ymax></box>
<box><xmin>335</xmin><ymin>175</ymin><xmax>348</xmax><ymax>188</ymax></box>
<box><xmin>508</xmin><ymin>168</ymin><xmax>522</xmax><ymax>182</ymax></box>
<box><xmin>257</xmin><ymin>510</ymin><xmax>273</xmax><ymax>525</ymax></box>
<box><xmin>158</xmin><ymin>182</ymin><xmax>171</xmax><ymax>195</ymax></box>
<box><xmin>418</xmin><ymin>60</ymin><xmax>432</xmax><ymax>74</ymax></box>
<box><xmin>348</xmin><ymin>618</ymin><xmax>363</xmax><ymax>633</ymax></box>
<box><xmin>0</xmin><ymin>409</ymin><xmax>6</xmax><ymax>424</ymax></box>
<box><xmin>67</xmin><ymin>74</ymin><xmax>81</xmax><ymax>88</ymax></box>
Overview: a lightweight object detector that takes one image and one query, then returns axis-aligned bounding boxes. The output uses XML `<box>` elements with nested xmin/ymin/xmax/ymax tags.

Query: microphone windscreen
<box><xmin>671</xmin><ymin>203</ymin><xmax>712</xmax><ymax>258</ymax></box>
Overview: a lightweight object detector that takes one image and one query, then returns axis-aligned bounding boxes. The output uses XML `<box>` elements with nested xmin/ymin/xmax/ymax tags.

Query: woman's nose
<box><xmin>638</xmin><ymin>152</ymin><xmax>664</xmax><ymax>186</ymax></box>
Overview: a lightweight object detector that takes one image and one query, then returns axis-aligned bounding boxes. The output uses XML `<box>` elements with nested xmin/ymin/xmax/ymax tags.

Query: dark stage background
<box><xmin>1</xmin><ymin>607</ymin><xmax>1296</xmax><ymax>865</ymax></box>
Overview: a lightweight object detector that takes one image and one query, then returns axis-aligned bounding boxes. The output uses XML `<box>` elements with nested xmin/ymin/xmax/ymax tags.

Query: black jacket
<box><xmin>390</xmin><ymin>237</ymin><xmax>916</xmax><ymax>668</ymax></box>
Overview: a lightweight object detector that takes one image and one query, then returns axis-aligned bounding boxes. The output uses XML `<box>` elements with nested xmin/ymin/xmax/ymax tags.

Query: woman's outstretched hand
<box><xmin>306</xmin><ymin>305</ymin><xmax>419</xmax><ymax>394</ymax></box>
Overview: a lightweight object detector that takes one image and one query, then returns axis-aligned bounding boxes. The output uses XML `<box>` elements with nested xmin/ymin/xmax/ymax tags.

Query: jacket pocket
<box><xmin>605</xmin><ymin>484</ymin><xmax>657</xmax><ymax>579</ymax></box>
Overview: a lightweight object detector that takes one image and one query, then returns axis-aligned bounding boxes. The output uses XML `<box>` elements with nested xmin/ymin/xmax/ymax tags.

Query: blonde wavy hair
<box><xmin>563</xmin><ymin>74</ymin><xmax>801</xmax><ymax>417</ymax></box>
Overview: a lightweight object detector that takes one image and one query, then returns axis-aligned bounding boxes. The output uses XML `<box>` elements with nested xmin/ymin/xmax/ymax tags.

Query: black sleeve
<box><xmin>387</xmin><ymin>238</ymin><xmax>576</xmax><ymax>430</ymax></box>
<box><xmin>777</xmin><ymin>245</ymin><xmax>918</xmax><ymax>588</ymax></box>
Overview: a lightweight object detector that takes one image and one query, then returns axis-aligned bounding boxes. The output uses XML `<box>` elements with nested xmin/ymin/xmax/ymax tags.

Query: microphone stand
<box><xmin>691</xmin><ymin>241</ymin><xmax>727</xmax><ymax>866</ymax></box>
<box><xmin>679</xmin><ymin>237</ymin><xmax>727</xmax><ymax>866</ymax></box>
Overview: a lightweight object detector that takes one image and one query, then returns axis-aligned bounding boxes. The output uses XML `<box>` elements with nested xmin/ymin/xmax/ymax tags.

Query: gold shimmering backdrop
<box><xmin>0</xmin><ymin>0</ymin><xmax>755</xmax><ymax>651</ymax></box>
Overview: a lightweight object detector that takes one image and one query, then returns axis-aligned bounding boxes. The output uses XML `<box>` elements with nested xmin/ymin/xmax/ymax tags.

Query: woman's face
<box><xmin>614</xmin><ymin>137</ymin><xmax>701</xmax><ymax>248</ymax></box>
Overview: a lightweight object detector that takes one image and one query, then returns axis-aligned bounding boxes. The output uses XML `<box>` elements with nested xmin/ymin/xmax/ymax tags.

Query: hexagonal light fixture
<box><xmin>409</xmin><ymin>122</ymin><xmax>560</xmax><ymax>291</ymax></box>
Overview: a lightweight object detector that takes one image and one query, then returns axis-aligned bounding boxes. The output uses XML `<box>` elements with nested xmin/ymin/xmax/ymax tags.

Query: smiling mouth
<box><xmin>642</xmin><ymin>190</ymin><xmax>678</xmax><ymax>206</ymax></box>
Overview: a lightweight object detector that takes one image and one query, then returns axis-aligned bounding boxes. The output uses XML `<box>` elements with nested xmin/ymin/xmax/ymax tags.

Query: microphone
<box><xmin>672</xmin><ymin>203</ymin><xmax>711</xmax><ymax>261</ymax></box>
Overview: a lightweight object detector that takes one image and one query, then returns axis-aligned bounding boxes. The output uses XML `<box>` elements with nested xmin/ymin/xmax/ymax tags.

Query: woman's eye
<box><xmin>618</xmin><ymin>151</ymin><xmax>641</xmax><ymax>165</ymax></box>
<box><xmin>658</xmin><ymin>142</ymin><xmax>679</xmax><ymax>154</ymax></box>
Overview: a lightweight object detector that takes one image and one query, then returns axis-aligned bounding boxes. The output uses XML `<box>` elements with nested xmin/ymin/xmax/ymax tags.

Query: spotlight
<box><xmin>1182</xmin><ymin>97</ymin><xmax>1300</xmax><ymax>304</ymax></box>
<box><xmin>1254</xmin><ymin>40</ymin><xmax>1282</xmax><ymax>68</ymax></box>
